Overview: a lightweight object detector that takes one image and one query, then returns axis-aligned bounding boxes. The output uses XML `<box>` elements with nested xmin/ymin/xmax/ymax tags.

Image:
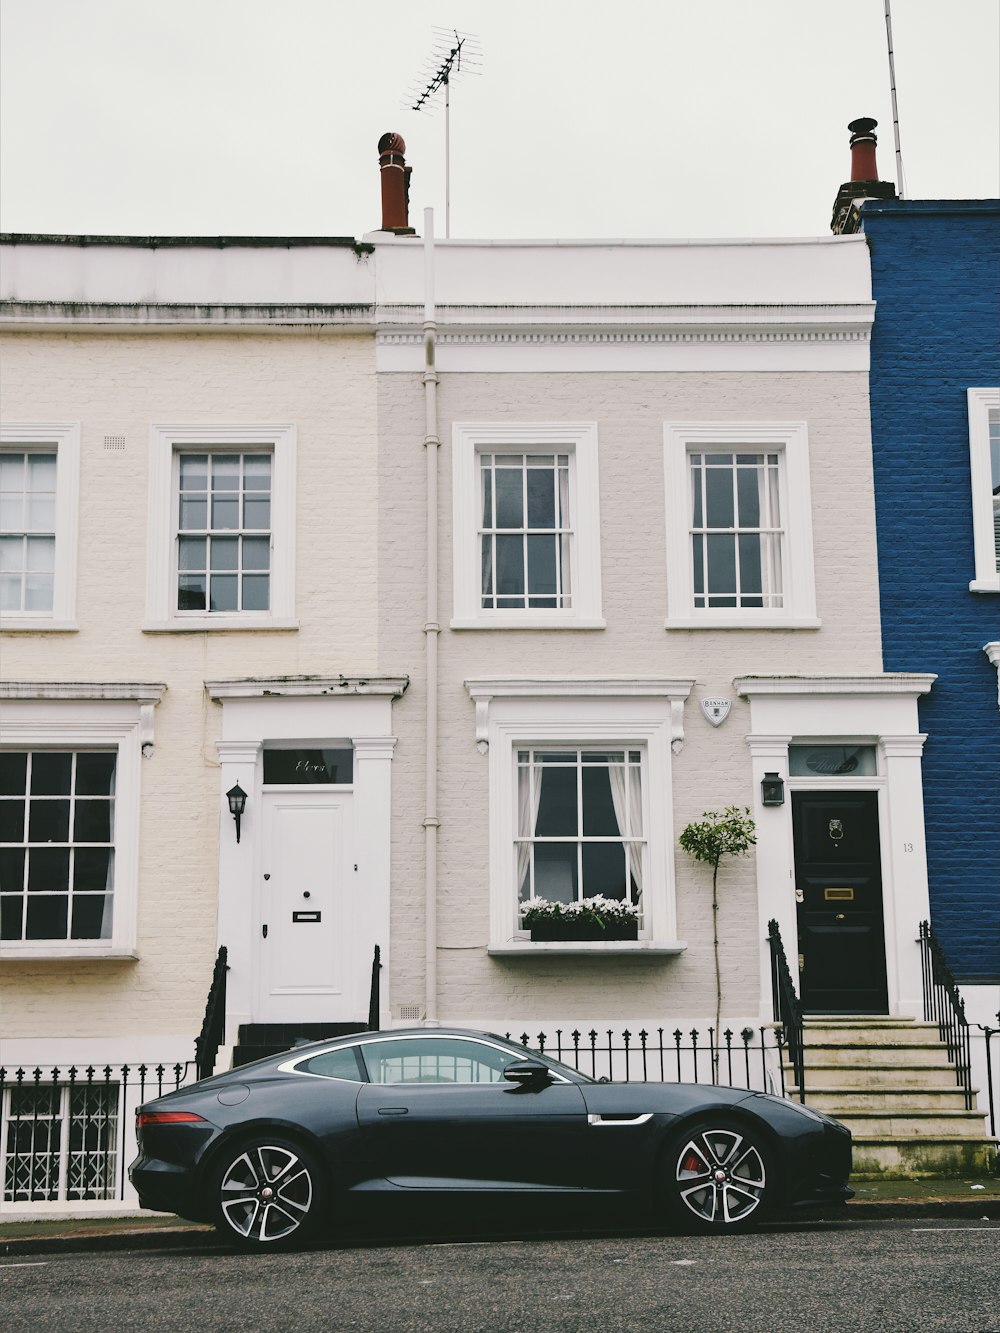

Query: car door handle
<box><xmin>587</xmin><ymin>1113</ymin><xmax>653</xmax><ymax>1127</ymax></box>
<box><xmin>377</xmin><ymin>1107</ymin><xmax>409</xmax><ymax>1116</ymax></box>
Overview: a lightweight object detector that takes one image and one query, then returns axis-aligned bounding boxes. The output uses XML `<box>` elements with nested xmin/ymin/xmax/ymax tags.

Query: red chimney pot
<box><xmin>378</xmin><ymin>132</ymin><xmax>413</xmax><ymax>233</ymax></box>
<box><xmin>848</xmin><ymin>117</ymin><xmax>880</xmax><ymax>182</ymax></box>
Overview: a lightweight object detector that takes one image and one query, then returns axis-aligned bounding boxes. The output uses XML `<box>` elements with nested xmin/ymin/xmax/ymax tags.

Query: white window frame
<box><xmin>452</xmin><ymin>423</ymin><xmax>604</xmax><ymax>629</ymax></box>
<box><xmin>663</xmin><ymin>422</ymin><xmax>819</xmax><ymax>629</ymax></box>
<box><xmin>0</xmin><ymin>422</ymin><xmax>80</xmax><ymax>631</ymax></box>
<box><xmin>466</xmin><ymin>679</ymin><xmax>692</xmax><ymax>955</ymax></box>
<box><xmin>144</xmin><ymin>423</ymin><xmax>297</xmax><ymax>631</ymax></box>
<box><xmin>0</xmin><ymin>685</ymin><xmax>163</xmax><ymax>959</ymax></box>
<box><xmin>967</xmin><ymin>388</ymin><xmax>1000</xmax><ymax>593</ymax></box>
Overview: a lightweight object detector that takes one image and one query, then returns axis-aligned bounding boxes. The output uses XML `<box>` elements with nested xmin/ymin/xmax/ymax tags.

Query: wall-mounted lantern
<box><xmin>226</xmin><ymin>783</ymin><xmax>248</xmax><ymax>843</ymax></box>
<box><xmin>761</xmin><ymin>772</ymin><xmax>785</xmax><ymax>807</ymax></box>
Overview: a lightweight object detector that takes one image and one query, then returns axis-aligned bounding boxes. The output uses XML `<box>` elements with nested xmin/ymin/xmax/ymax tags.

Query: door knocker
<box><xmin>828</xmin><ymin>819</ymin><xmax>844</xmax><ymax>843</ymax></box>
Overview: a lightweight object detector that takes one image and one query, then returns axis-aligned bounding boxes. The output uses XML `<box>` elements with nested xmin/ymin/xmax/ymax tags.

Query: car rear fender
<box><xmin>196</xmin><ymin>1118</ymin><xmax>334</xmax><ymax>1194</ymax></box>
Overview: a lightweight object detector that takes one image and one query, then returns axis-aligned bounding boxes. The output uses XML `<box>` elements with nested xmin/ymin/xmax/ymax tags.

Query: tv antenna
<box><xmin>410</xmin><ymin>28</ymin><xmax>482</xmax><ymax>237</ymax></box>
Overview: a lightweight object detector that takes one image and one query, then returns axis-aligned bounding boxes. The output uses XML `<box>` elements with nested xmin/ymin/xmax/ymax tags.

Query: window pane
<box><xmin>581</xmin><ymin>841</ymin><xmax>627</xmax><ymax>900</ymax></box>
<box><xmin>26</xmin><ymin>895</ymin><xmax>68</xmax><ymax>939</ymax></box>
<box><xmin>26</xmin><ymin>496</ymin><xmax>55</xmax><ymax>531</ymax></box>
<box><xmin>210</xmin><ymin>537</ymin><xmax>238</xmax><ymax>570</ymax></box>
<box><xmin>0</xmin><ymin>753</ymin><xmax>28</xmax><ymax>796</ymax></box>
<box><xmin>691</xmin><ymin>458</ymin><xmax>703</xmax><ymax>527</ymax></box>
<box><xmin>1</xmin><ymin>895</ymin><xmax>24</xmax><ymax>939</ymax></box>
<box><xmin>26</xmin><ymin>537</ymin><xmax>55</xmax><ymax>571</ymax></box>
<box><xmin>494</xmin><ymin>535</ymin><xmax>525</xmax><ymax>597</ymax></box>
<box><xmin>241</xmin><ymin>574</ymin><xmax>269</xmax><ymax>611</ymax></box>
<box><xmin>31</xmin><ymin>753</ymin><xmax>72</xmax><ymax>794</ymax></box>
<box><xmin>27</xmin><ymin>454</ymin><xmax>57</xmax><ymax>488</ymax></box>
<box><xmin>178</xmin><ymin>497</ymin><xmax>207</xmax><ymax>531</ymax></box>
<box><xmin>706</xmin><ymin>533</ymin><xmax>737</xmax><ymax>597</ymax></box>
<box><xmin>526</xmin><ymin>465</ymin><xmax>555</xmax><ymax>528</ymax></box>
<box><xmin>74</xmin><ymin>800</ymin><xmax>113</xmax><ymax>843</ymax></box>
<box><xmin>692</xmin><ymin>535</ymin><xmax>705</xmax><ymax>597</ymax></box>
<box><xmin>0</xmin><ymin>454</ymin><xmax>24</xmax><ymax>491</ymax></box>
<box><xmin>178</xmin><ymin>537</ymin><xmax>205</xmax><ymax>571</ymax></box>
<box><xmin>24</xmin><ymin>574</ymin><xmax>54</xmax><ymax>611</ymax></box>
<box><xmin>211</xmin><ymin>497</ymin><xmax>239</xmax><ymax>530</ymax></box>
<box><xmin>71</xmin><ymin>894</ymin><xmax>112</xmax><ymax>940</ymax></box>
<box><xmin>242</xmin><ymin>537</ymin><xmax>270</xmax><ymax>570</ymax></box>
<box><xmin>736</xmin><ymin>464</ymin><xmax>761</xmax><ymax>527</ymax></box>
<box><xmin>532</xmin><ymin>843</ymin><xmax>578</xmax><ymax>901</ymax></box>
<box><xmin>243</xmin><ymin>497</ymin><xmax>270</xmax><ymax>530</ymax></box>
<box><xmin>480</xmin><ymin>465</ymin><xmax>493</xmax><ymax>527</ymax></box>
<box><xmin>74</xmin><ymin>847</ymin><xmax>114</xmax><ymax>891</ymax></box>
<box><xmin>27</xmin><ymin>846</ymin><xmax>70</xmax><ymax>890</ymax></box>
<box><xmin>738</xmin><ymin>533</ymin><xmax>764</xmax><ymax>600</ymax></box>
<box><xmin>178</xmin><ymin>576</ymin><xmax>206</xmax><ymax>610</ymax></box>
<box><xmin>243</xmin><ymin>455</ymin><xmax>271</xmax><ymax>489</ymax></box>
<box><xmin>0</xmin><ymin>535</ymin><xmax>21</xmax><ymax>570</ymax></box>
<box><xmin>209</xmin><ymin>574</ymin><xmax>238</xmax><ymax>611</ymax></box>
<box><xmin>179</xmin><ymin>455</ymin><xmax>208</xmax><ymax>490</ymax></box>
<box><xmin>263</xmin><ymin>749</ymin><xmax>354</xmax><ymax>785</ymax></box>
<box><xmin>534</xmin><ymin>764</ymin><xmax>578</xmax><ymax>836</ymax></box>
<box><xmin>788</xmin><ymin>745</ymin><xmax>878</xmax><ymax>777</ymax></box>
<box><xmin>0</xmin><ymin>847</ymin><xmax>25</xmax><ymax>889</ymax></box>
<box><xmin>0</xmin><ymin>799</ymin><xmax>24</xmax><ymax>840</ymax></box>
<box><xmin>582</xmin><ymin>764</ymin><xmax>622</xmax><ymax>836</ymax></box>
<box><xmin>527</xmin><ymin>534</ymin><xmax>557</xmax><ymax>600</ymax></box>
<box><xmin>299</xmin><ymin>1046</ymin><xmax>365</xmax><ymax>1082</ymax></box>
<box><xmin>494</xmin><ymin>467</ymin><xmax>523</xmax><ymax>529</ymax></box>
<box><xmin>0</xmin><ymin>572</ymin><xmax>22</xmax><ymax>610</ymax></box>
<box><xmin>212</xmin><ymin>455</ymin><xmax>240</xmax><ymax>489</ymax></box>
<box><xmin>704</xmin><ymin>462</ymin><xmax>735</xmax><ymax>528</ymax></box>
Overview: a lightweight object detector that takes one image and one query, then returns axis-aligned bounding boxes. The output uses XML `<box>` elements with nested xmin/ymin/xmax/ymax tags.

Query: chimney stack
<box><xmin>378</xmin><ymin>132</ymin><xmax>415</xmax><ymax>235</ymax></box>
<box><xmin>830</xmin><ymin>117</ymin><xmax>897</xmax><ymax>235</ymax></box>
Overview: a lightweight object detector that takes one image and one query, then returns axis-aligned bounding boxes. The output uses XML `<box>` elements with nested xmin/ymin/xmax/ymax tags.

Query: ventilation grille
<box><xmin>103</xmin><ymin>436</ymin><xmax>126</xmax><ymax>452</ymax></box>
<box><xmin>398</xmin><ymin>1005</ymin><xmax>422</xmax><ymax>1022</ymax></box>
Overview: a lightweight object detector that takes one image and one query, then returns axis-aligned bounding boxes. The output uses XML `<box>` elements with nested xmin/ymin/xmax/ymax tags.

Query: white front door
<box><xmin>258</xmin><ymin>790</ymin><xmax>361</xmax><ymax>1023</ymax></box>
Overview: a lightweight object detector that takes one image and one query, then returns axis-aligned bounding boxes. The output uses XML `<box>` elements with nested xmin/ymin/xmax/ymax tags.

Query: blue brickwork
<box><xmin>860</xmin><ymin>200</ymin><xmax>1000</xmax><ymax>981</ymax></box>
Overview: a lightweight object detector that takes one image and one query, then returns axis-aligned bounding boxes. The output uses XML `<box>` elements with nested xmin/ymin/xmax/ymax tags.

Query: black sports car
<box><xmin>130</xmin><ymin>1027</ymin><xmax>852</xmax><ymax>1248</ymax></box>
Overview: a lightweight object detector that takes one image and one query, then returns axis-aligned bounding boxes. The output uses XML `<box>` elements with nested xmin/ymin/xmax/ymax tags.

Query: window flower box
<box><xmin>521</xmin><ymin>895</ymin><xmax>640</xmax><ymax>943</ymax></box>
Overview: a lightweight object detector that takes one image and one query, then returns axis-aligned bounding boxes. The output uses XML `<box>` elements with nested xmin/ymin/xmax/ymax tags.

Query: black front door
<box><xmin>792</xmin><ymin>791</ymin><xmax>888</xmax><ymax>1014</ymax></box>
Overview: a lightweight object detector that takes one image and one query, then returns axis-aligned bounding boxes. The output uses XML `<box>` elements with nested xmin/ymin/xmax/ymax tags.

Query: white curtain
<box><xmin>607</xmin><ymin>757</ymin><xmax>643</xmax><ymax>905</ymax></box>
<box><xmin>516</xmin><ymin>758</ymin><xmax>543</xmax><ymax>903</ymax></box>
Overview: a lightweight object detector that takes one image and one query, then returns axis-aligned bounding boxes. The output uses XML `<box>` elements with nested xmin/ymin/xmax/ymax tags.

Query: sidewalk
<box><xmin>1</xmin><ymin>1179</ymin><xmax>997</xmax><ymax>1256</ymax></box>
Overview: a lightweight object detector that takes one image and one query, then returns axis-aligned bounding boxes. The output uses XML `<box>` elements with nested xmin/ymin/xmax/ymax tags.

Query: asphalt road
<box><xmin>1</xmin><ymin>1217</ymin><xmax>997</xmax><ymax>1333</ymax></box>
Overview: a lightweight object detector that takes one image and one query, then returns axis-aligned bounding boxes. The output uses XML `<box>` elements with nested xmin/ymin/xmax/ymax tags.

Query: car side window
<box><xmin>359</xmin><ymin>1037</ymin><xmax>522</xmax><ymax>1085</ymax></box>
<box><xmin>297</xmin><ymin>1045</ymin><xmax>367</xmax><ymax>1082</ymax></box>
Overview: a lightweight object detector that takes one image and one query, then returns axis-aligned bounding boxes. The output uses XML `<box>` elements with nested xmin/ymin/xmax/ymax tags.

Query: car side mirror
<box><xmin>503</xmin><ymin>1061</ymin><xmax>553</xmax><ymax>1089</ymax></box>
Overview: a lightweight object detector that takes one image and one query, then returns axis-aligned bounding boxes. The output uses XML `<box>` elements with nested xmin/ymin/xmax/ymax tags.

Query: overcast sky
<box><xmin>1</xmin><ymin>0</ymin><xmax>997</xmax><ymax>241</ymax></box>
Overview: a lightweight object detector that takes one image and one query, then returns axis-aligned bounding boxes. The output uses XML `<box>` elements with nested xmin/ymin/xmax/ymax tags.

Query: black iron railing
<box><xmin>768</xmin><ymin>918</ymin><xmax>806</xmax><ymax>1103</ymax></box>
<box><xmin>505</xmin><ymin>1025</ymin><xmax>784</xmax><ymax>1093</ymax></box>
<box><xmin>368</xmin><ymin>944</ymin><xmax>382</xmax><ymax>1031</ymax></box>
<box><xmin>0</xmin><ymin>1062</ymin><xmax>192</xmax><ymax>1204</ymax></box>
<box><xmin>194</xmin><ymin>946</ymin><xmax>229</xmax><ymax>1082</ymax></box>
<box><xmin>918</xmin><ymin>920</ymin><xmax>974</xmax><ymax>1111</ymax></box>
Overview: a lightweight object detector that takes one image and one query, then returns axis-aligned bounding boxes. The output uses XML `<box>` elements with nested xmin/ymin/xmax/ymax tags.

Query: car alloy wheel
<box><xmin>215</xmin><ymin>1137</ymin><xmax>324</xmax><ymax>1248</ymax></box>
<box><xmin>669</xmin><ymin>1122</ymin><xmax>769</xmax><ymax>1231</ymax></box>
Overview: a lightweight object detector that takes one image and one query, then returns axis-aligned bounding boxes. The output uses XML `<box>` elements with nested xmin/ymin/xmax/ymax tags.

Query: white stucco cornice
<box><xmin>0</xmin><ymin>302</ymin><xmax>375</xmax><ymax>332</ymax></box>
<box><xmin>0</xmin><ymin>681</ymin><xmax>166</xmax><ymax>702</ymax></box>
<box><xmin>735</xmin><ymin>674</ymin><xmax>937</xmax><ymax>697</ymax></box>
<box><xmin>206</xmin><ymin>675</ymin><xmax>409</xmax><ymax>700</ymax></box>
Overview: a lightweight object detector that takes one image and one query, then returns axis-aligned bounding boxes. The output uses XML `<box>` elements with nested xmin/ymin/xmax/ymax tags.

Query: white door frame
<box><xmin>736</xmin><ymin>675</ymin><xmax>935</xmax><ymax>1022</ymax></box>
<box><xmin>209</xmin><ymin>678</ymin><xmax>406</xmax><ymax>1044</ymax></box>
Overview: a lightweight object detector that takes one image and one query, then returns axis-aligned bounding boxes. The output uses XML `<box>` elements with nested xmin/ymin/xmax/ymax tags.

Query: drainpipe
<box><xmin>422</xmin><ymin>207</ymin><xmax>440</xmax><ymax>1025</ymax></box>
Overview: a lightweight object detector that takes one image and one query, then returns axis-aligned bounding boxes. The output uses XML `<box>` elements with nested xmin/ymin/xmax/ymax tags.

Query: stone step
<box><xmin>827</xmin><ymin>1110</ymin><xmax>988</xmax><ymax>1139</ymax></box>
<box><xmin>788</xmin><ymin>1064</ymin><xmax>965</xmax><ymax>1090</ymax></box>
<box><xmin>801</xmin><ymin>1086</ymin><xmax>977</xmax><ymax>1113</ymax></box>
<box><xmin>799</xmin><ymin>1044</ymin><xmax>954</xmax><ymax>1067</ymax></box>
<box><xmin>850</xmin><ymin>1137</ymin><xmax>997</xmax><ymax>1179</ymax></box>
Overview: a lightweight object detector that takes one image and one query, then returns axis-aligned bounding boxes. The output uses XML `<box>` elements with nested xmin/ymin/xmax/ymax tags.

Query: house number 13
<box><xmin>902</xmin><ymin>842</ymin><xmax>914</xmax><ymax>852</ymax></box>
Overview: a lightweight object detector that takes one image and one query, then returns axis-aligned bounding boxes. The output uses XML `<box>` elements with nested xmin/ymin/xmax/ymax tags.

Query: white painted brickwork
<box><xmin>379</xmin><ymin>370</ymin><xmax>883</xmax><ymax>1025</ymax></box>
<box><xmin>0</xmin><ymin>331</ymin><xmax>380</xmax><ymax>1041</ymax></box>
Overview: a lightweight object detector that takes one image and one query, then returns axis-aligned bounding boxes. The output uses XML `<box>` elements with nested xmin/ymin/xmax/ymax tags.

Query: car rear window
<box><xmin>296</xmin><ymin>1045</ymin><xmax>367</xmax><ymax>1082</ymax></box>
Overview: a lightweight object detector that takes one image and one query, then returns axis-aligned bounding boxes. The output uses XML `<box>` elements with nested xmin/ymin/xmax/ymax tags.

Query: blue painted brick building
<box><xmin>857</xmin><ymin>198</ymin><xmax>999</xmax><ymax>983</ymax></box>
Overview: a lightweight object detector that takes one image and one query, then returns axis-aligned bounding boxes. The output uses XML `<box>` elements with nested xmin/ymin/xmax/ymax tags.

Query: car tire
<box><xmin>662</xmin><ymin>1118</ymin><xmax>772</xmax><ymax>1233</ymax></box>
<box><xmin>212</xmin><ymin>1135</ymin><xmax>327</xmax><ymax>1250</ymax></box>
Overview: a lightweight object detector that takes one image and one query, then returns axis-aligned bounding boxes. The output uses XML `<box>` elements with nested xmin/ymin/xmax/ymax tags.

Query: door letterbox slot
<box><xmin>824</xmin><ymin>887</ymin><xmax>855</xmax><ymax>901</ymax></box>
<box><xmin>292</xmin><ymin>911</ymin><xmax>322</xmax><ymax>923</ymax></box>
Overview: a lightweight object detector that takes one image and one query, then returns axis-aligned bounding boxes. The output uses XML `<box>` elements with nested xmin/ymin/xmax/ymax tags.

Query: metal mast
<box><xmin>410</xmin><ymin>29</ymin><xmax>481</xmax><ymax>238</ymax></box>
<box><xmin>884</xmin><ymin>0</ymin><xmax>906</xmax><ymax>197</ymax></box>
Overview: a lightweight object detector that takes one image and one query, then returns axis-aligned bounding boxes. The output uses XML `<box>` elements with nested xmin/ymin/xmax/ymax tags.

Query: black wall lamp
<box><xmin>761</xmin><ymin>773</ymin><xmax>785</xmax><ymax>807</ymax></box>
<box><xmin>227</xmin><ymin>783</ymin><xmax>248</xmax><ymax>842</ymax></box>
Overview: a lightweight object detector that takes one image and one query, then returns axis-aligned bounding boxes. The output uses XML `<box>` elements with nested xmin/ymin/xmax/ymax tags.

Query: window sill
<box><xmin>968</xmin><ymin>579</ymin><xmax>1000</xmax><ymax>594</ymax></box>
<box><xmin>0</xmin><ymin>945</ymin><xmax>139</xmax><ymax>961</ymax></box>
<box><xmin>664</xmin><ymin>615</ymin><xmax>821</xmax><ymax>631</ymax></box>
<box><xmin>488</xmin><ymin>939</ymin><xmax>687</xmax><ymax>957</ymax></box>
<box><xmin>0</xmin><ymin>619</ymin><xmax>79</xmax><ymax>632</ymax></box>
<box><xmin>142</xmin><ymin>617</ymin><xmax>299</xmax><ymax>633</ymax></box>
<box><xmin>451</xmin><ymin>615</ymin><xmax>607</xmax><ymax>631</ymax></box>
